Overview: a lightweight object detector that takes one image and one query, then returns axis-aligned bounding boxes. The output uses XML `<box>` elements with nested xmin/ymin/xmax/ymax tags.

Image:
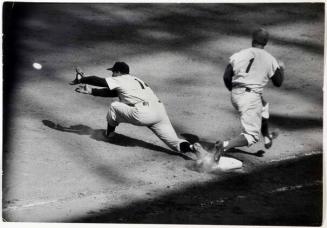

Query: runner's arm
<box><xmin>271</xmin><ymin>68</ymin><xmax>284</xmax><ymax>87</ymax></box>
<box><xmin>223</xmin><ymin>64</ymin><xmax>234</xmax><ymax>91</ymax></box>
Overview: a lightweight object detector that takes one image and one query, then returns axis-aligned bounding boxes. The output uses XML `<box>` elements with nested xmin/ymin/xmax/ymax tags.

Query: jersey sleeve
<box><xmin>229</xmin><ymin>52</ymin><xmax>238</xmax><ymax>67</ymax></box>
<box><xmin>105</xmin><ymin>77</ymin><xmax>120</xmax><ymax>90</ymax></box>
<box><xmin>267</xmin><ymin>57</ymin><xmax>279</xmax><ymax>78</ymax></box>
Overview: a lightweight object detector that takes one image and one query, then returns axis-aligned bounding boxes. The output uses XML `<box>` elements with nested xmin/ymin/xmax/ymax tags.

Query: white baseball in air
<box><xmin>33</xmin><ymin>62</ymin><xmax>42</xmax><ymax>70</ymax></box>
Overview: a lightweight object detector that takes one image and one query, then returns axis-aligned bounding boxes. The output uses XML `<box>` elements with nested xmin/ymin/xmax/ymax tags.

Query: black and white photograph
<box><xmin>2</xmin><ymin>1</ymin><xmax>324</xmax><ymax>225</ymax></box>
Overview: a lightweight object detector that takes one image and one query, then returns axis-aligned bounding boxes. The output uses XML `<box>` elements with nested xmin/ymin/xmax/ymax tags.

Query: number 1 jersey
<box><xmin>229</xmin><ymin>47</ymin><xmax>279</xmax><ymax>93</ymax></box>
<box><xmin>105</xmin><ymin>74</ymin><xmax>159</xmax><ymax>105</ymax></box>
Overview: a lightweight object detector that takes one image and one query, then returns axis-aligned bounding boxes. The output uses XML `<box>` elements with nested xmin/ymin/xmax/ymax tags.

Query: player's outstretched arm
<box><xmin>75</xmin><ymin>85</ymin><xmax>92</xmax><ymax>94</ymax></box>
<box><xmin>91</xmin><ymin>88</ymin><xmax>118</xmax><ymax>97</ymax></box>
<box><xmin>70</xmin><ymin>67</ymin><xmax>109</xmax><ymax>87</ymax></box>
<box><xmin>79</xmin><ymin>76</ymin><xmax>109</xmax><ymax>88</ymax></box>
<box><xmin>75</xmin><ymin>85</ymin><xmax>118</xmax><ymax>97</ymax></box>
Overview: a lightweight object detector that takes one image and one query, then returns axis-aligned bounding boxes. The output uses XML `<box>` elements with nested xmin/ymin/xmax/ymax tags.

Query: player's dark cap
<box><xmin>107</xmin><ymin>62</ymin><xmax>130</xmax><ymax>74</ymax></box>
<box><xmin>252</xmin><ymin>28</ymin><xmax>269</xmax><ymax>46</ymax></box>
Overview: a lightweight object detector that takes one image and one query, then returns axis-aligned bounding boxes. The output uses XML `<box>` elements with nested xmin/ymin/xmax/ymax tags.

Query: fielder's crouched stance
<box><xmin>70</xmin><ymin>61</ymin><xmax>204</xmax><ymax>158</ymax></box>
<box><xmin>214</xmin><ymin>28</ymin><xmax>285</xmax><ymax>162</ymax></box>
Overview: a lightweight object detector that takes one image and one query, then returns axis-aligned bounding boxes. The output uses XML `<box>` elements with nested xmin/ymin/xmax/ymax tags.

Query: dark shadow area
<box><xmin>225</xmin><ymin>109</ymin><xmax>323</xmax><ymax>131</ymax></box>
<box><xmin>180</xmin><ymin>133</ymin><xmax>200</xmax><ymax>144</ymax></box>
<box><xmin>42</xmin><ymin>120</ymin><xmax>189</xmax><ymax>159</ymax></box>
<box><xmin>269</xmin><ymin>114</ymin><xmax>323</xmax><ymax>130</ymax></box>
<box><xmin>65</xmin><ymin>153</ymin><xmax>322</xmax><ymax>225</ymax></box>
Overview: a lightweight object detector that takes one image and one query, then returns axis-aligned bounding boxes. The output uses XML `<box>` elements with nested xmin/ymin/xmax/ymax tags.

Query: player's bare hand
<box><xmin>75</xmin><ymin>84</ymin><xmax>91</xmax><ymax>94</ymax></box>
<box><xmin>278</xmin><ymin>60</ymin><xmax>285</xmax><ymax>70</ymax></box>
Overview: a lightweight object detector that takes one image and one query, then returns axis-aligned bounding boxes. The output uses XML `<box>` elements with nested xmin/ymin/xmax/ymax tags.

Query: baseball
<box><xmin>33</xmin><ymin>62</ymin><xmax>42</xmax><ymax>70</ymax></box>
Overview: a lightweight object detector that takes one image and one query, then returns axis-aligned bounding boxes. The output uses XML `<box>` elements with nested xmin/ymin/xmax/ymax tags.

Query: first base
<box><xmin>193</xmin><ymin>153</ymin><xmax>243</xmax><ymax>173</ymax></box>
<box><xmin>213</xmin><ymin>156</ymin><xmax>243</xmax><ymax>171</ymax></box>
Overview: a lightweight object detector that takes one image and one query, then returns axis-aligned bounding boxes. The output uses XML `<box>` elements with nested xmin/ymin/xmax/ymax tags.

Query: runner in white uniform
<box><xmin>214</xmin><ymin>28</ymin><xmax>285</xmax><ymax>162</ymax></box>
<box><xmin>70</xmin><ymin>61</ymin><xmax>203</xmax><ymax>156</ymax></box>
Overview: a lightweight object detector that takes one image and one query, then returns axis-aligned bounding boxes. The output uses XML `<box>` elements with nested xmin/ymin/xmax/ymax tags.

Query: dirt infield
<box><xmin>2</xmin><ymin>3</ymin><xmax>324</xmax><ymax>225</ymax></box>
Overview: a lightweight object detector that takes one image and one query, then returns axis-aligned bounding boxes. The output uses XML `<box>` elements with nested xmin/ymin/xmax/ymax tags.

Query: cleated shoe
<box><xmin>214</xmin><ymin>140</ymin><xmax>224</xmax><ymax>162</ymax></box>
<box><xmin>264</xmin><ymin>136</ymin><xmax>272</xmax><ymax>149</ymax></box>
<box><xmin>102</xmin><ymin>130</ymin><xmax>116</xmax><ymax>142</ymax></box>
<box><xmin>264</xmin><ymin>131</ymin><xmax>279</xmax><ymax>149</ymax></box>
<box><xmin>192</xmin><ymin>142</ymin><xmax>210</xmax><ymax>159</ymax></box>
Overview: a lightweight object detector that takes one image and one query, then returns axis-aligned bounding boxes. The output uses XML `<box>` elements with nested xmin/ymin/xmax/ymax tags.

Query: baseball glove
<box><xmin>70</xmin><ymin>67</ymin><xmax>85</xmax><ymax>85</ymax></box>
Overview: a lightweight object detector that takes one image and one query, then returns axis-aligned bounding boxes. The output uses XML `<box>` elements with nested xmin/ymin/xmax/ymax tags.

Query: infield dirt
<box><xmin>2</xmin><ymin>3</ymin><xmax>324</xmax><ymax>225</ymax></box>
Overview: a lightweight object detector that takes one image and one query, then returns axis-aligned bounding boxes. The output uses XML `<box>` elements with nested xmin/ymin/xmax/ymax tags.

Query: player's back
<box><xmin>230</xmin><ymin>47</ymin><xmax>279</xmax><ymax>92</ymax></box>
<box><xmin>108</xmin><ymin>74</ymin><xmax>159</xmax><ymax>105</ymax></box>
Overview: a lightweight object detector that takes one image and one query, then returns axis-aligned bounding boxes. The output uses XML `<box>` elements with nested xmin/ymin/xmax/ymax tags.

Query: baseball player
<box><xmin>214</xmin><ymin>28</ymin><xmax>284</xmax><ymax>162</ymax></box>
<box><xmin>70</xmin><ymin>61</ymin><xmax>205</xmax><ymax>158</ymax></box>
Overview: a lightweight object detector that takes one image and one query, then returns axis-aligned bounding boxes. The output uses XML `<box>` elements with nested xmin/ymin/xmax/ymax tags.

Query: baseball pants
<box><xmin>261</xmin><ymin>100</ymin><xmax>269</xmax><ymax>119</ymax></box>
<box><xmin>106</xmin><ymin>100</ymin><xmax>187</xmax><ymax>152</ymax></box>
<box><xmin>231</xmin><ymin>88</ymin><xmax>263</xmax><ymax>146</ymax></box>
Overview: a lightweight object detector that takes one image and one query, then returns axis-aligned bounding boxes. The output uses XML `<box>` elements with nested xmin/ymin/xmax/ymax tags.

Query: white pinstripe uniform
<box><xmin>105</xmin><ymin>74</ymin><xmax>187</xmax><ymax>152</ymax></box>
<box><xmin>229</xmin><ymin>47</ymin><xmax>279</xmax><ymax>145</ymax></box>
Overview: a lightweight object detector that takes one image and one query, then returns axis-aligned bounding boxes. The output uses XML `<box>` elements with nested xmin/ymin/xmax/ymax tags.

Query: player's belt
<box><xmin>232</xmin><ymin>86</ymin><xmax>258</xmax><ymax>93</ymax></box>
<box><xmin>128</xmin><ymin>100</ymin><xmax>161</xmax><ymax>107</ymax></box>
<box><xmin>244</xmin><ymin>87</ymin><xmax>262</xmax><ymax>94</ymax></box>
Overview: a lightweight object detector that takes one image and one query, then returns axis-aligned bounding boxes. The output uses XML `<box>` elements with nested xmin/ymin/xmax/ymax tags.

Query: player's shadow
<box><xmin>181</xmin><ymin>133</ymin><xmax>265</xmax><ymax>157</ymax></box>
<box><xmin>269</xmin><ymin>114</ymin><xmax>322</xmax><ymax>130</ymax></box>
<box><xmin>42</xmin><ymin>120</ymin><xmax>189</xmax><ymax>159</ymax></box>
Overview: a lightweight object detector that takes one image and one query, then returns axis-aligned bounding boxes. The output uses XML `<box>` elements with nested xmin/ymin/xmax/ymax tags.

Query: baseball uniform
<box><xmin>75</xmin><ymin>71</ymin><xmax>191</xmax><ymax>153</ymax></box>
<box><xmin>228</xmin><ymin>47</ymin><xmax>281</xmax><ymax>145</ymax></box>
<box><xmin>105</xmin><ymin>74</ymin><xmax>188</xmax><ymax>152</ymax></box>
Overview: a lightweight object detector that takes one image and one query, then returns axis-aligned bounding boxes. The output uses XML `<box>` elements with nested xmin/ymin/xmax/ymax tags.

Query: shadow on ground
<box><xmin>65</xmin><ymin>153</ymin><xmax>322</xmax><ymax>225</ymax></box>
<box><xmin>42</xmin><ymin>120</ymin><xmax>189</xmax><ymax>159</ymax></box>
<box><xmin>269</xmin><ymin>114</ymin><xmax>323</xmax><ymax>130</ymax></box>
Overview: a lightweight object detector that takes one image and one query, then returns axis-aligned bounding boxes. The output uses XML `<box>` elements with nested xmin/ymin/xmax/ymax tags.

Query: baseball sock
<box><xmin>261</xmin><ymin>117</ymin><xmax>272</xmax><ymax>145</ymax></box>
<box><xmin>223</xmin><ymin>141</ymin><xmax>229</xmax><ymax>151</ymax></box>
<box><xmin>261</xmin><ymin>117</ymin><xmax>270</xmax><ymax>138</ymax></box>
<box><xmin>106</xmin><ymin>123</ymin><xmax>116</xmax><ymax>137</ymax></box>
<box><xmin>264</xmin><ymin>136</ymin><xmax>271</xmax><ymax>144</ymax></box>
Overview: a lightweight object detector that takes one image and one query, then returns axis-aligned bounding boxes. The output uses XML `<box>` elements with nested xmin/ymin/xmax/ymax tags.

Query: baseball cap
<box><xmin>252</xmin><ymin>28</ymin><xmax>269</xmax><ymax>46</ymax></box>
<box><xmin>107</xmin><ymin>61</ymin><xmax>130</xmax><ymax>74</ymax></box>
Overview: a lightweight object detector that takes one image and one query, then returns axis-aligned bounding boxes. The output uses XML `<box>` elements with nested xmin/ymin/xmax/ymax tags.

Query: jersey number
<box><xmin>246</xmin><ymin>58</ymin><xmax>254</xmax><ymax>73</ymax></box>
<box><xmin>135</xmin><ymin>78</ymin><xmax>149</xmax><ymax>90</ymax></box>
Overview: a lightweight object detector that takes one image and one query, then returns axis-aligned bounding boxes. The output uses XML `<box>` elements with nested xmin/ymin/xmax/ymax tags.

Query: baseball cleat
<box><xmin>105</xmin><ymin>130</ymin><xmax>116</xmax><ymax>138</ymax></box>
<box><xmin>69</xmin><ymin>67</ymin><xmax>85</xmax><ymax>85</ymax></box>
<box><xmin>264</xmin><ymin>137</ymin><xmax>272</xmax><ymax>149</ymax></box>
<box><xmin>102</xmin><ymin>130</ymin><xmax>116</xmax><ymax>142</ymax></box>
<box><xmin>214</xmin><ymin>140</ymin><xmax>224</xmax><ymax>162</ymax></box>
<box><xmin>264</xmin><ymin>131</ymin><xmax>279</xmax><ymax>149</ymax></box>
<box><xmin>192</xmin><ymin>142</ymin><xmax>210</xmax><ymax>159</ymax></box>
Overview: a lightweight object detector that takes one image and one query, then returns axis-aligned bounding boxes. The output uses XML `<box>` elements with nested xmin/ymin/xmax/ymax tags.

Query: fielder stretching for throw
<box><xmin>70</xmin><ymin>61</ymin><xmax>204</xmax><ymax>158</ymax></box>
<box><xmin>214</xmin><ymin>28</ymin><xmax>285</xmax><ymax>162</ymax></box>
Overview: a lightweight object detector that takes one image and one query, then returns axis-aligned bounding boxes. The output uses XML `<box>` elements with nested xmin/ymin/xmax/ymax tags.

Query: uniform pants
<box><xmin>231</xmin><ymin>88</ymin><xmax>263</xmax><ymax>146</ymax></box>
<box><xmin>106</xmin><ymin>101</ymin><xmax>186</xmax><ymax>152</ymax></box>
